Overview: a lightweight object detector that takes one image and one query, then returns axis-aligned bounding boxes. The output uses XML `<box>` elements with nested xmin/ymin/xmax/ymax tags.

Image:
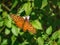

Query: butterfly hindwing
<box><xmin>23</xmin><ymin>21</ymin><xmax>36</xmax><ymax>34</ymax></box>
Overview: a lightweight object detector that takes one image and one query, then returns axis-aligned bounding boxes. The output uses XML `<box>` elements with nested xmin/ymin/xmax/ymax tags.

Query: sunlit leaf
<box><xmin>18</xmin><ymin>2</ymin><xmax>32</xmax><ymax>15</ymax></box>
<box><xmin>42</xmin><ymin>34</ymin><xmax>48</xmax><ymax>40</ymax></box>
<box><xmin>4</xmin><ymin>15</ymin><xmax>12</xmax><ymax>28</ymax></box>
<box><xmin>31</xmin><ymin>12</ymin><xmax>35</xmax><ymax>15</ymax></box>
<box><xmin>51</xmin><ymin>31</ymin><xmax>59</xmax><ymax>40</ymax></box>
<box><xmin>41</xmin><ymin>0</ymin><xmax>48</xmax><ymax>9</ymax></box>
<box><xmin>2</xmin><ymin>11</ymin><xmax>8</xmax><ymax>18</ymax></box>
<box><xmin>5</xmin><ymin>28</ymin><xmax>10</xmax><ymax>35</ymax></box>
<box><xmin>48</xmin><ymin>40</ymin><xmax>57</xmax><ymax>45</ymax></box>
<box><xmin>31</xmin><ymin>20</ymin><xmax>42</xmax><ymax>30</ymax></box>
<box><xmin>23</xmin><ymin>2</ymin><xmax>32</xmax><ymax>15</ymax></box>
<box><xmin>20</xmin><ymin>40</ymin><xmax>29</xmax><ymax>45</ymax></box>
<box><xmin>19</xmin><ymin>32</ymin><xmax>24</xmax><ymax>35</ymax></box>
<box><xmin>11</xmin><ymin>0</ymin><xmax>18</xmax><ymax>10</ymax></box>
<box><xmin>46</xmin><ymin>26</ymin><xmax>52</xmax><ymax>35</ymax></box>
<box><xmin>17</xmin><ymin>8</ymin><xmax>24</xmax><ymax>14</ymax></box>
<box><xmin>57</xmin><ymin>38</ymin><xmax>60</xmax><ymax>45</ymax></box>
<box><xmin>0</xmin><ymin>16</ymin><xmax>2</xmax><ymax>21</ymax></box>
<box><xmin>11</xmin><ymin>35</ymin><xmax>16</xmax><ymax>45</ymax></box>
<box><xmin>4</xmin><ymin>19</ymin><xmax>11</xmax><ymax>28</ymax></box>
<box><xmin>1</xmin><ymin>39</ymin><xmax>7</xmax><ymax>45</ymax></box>
<box><xmin>37</xmin><ymin>37</ymin><xmax>44</xmax><ymax>45</ymax></box>
<box><xmin>48</xmin><ymin>40</ymin><xmax>53</xmax><ymax>45</ymax></box>
<box><xmin>0</xmin><ymin>21</ymin><xmax>4</xmax><ymax>27</ymax></box>
<box><xmin>11</xmin><ymin>25</ymin><xmax>20</xmax><ymax>36</ymax></box>
<box><xmin>57</xmin><ymin>30</ymin><xmax>60</xmax><ymax>38</ymax></box>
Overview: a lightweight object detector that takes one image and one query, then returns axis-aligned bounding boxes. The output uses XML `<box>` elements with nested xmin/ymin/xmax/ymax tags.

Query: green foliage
<box><xmin>5</xmin><ymin>28</ymin><xmax>10</xmax><ymax>35</ymax></box>
<box><xmin>37</xmin><ymin>37</ymin><xmax>44</xmax><ymax>45</ymax></box>
<box><xmin>51</xmin><ymin>30</ymin><xmax>60</xmax><ymax>40</ymax></box>
<box><xmin>41</xmin><ymin>0</ymin><xmax>48</xmax><ymax>9</ymax></box>
<box><xmin>1</xmin><ymin>39</ymin><xmax>8</xmax><ymax>45</ymax></box>
<box><xmin>11</xmin><ymin>25</ymin><xmax>20</xmax><ymax>36</ymax></box>
<box><xmin>0</xmin><ymin>21</ymin><xmax>4</xmax><ymax>27</ymax></box>
<box><xmin>4</xmin><ymin>15</ymin><xmax>12</xmax><ymax>28</ymax></box>
<box><xmin>11</xmin><ymin>0</ymin><xmax>18</xmax><ymax>10</ymax></box>
<box><xmin>46</xmin><ymin>26</ymin><xmax>52</xmax><ymax>35</ymax></box>
<box><xmin>31</xmin><ymin>20</ymin><xmax>42</xmax><ymax>30</ymax></box>
<box><xmin>0</xmin><ymin>0</ymin><xmax>60</xmax><ymax>45</ymax></box>
<box><xmin>23</xmin><ymin>2</ymin><xmax>32</xmax><ymax>15</ymax></box>
<box><xmin>57</xmin><ymin>38</ymin><xmax>60</xmax><ymax>45</ymax></box>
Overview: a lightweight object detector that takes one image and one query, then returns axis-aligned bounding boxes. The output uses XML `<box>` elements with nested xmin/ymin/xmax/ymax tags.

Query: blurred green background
<box><xmin>0</xmin><ymin>0</ymin><xmax>60</xmax><ymax>45</ymax></box>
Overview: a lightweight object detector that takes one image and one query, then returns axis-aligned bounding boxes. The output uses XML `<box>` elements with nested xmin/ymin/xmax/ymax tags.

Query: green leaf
<box><xmin>57</xmin><ymin>30</ymin><xmax>60</xmax><ymax>38</ymax></box>
<box><xmin>11</xmin><ymin>25</ymin><xmax>20</xmax><ymax>36</ymax></box>
<box><xmin>0</xmin><ymin>16</ymin><xmax>2</xmax><ymax>21</ymax></box>
<box><xmin>11</xmin><ymin>0</ymin><xmax>18</xmax><ymax>10</ymax></box>
<box><xmin>17</xmin><ymin>2</ymin><xmax>32</xmax><ymax>15</ymax></box>
<box><xmin>48</xmin><ymin>40</ymin><xmax>53</xmax><ymax>45</ymax></box>
<box><xmin>31</xmin><ymin>12</ymin><xmax>35</xmax><ymax>15</ymax></box>
<box><xmin>46</xmin><ymin>26</ymin><xmax>52</xmax><ymax>35</ymax></box>
<box><xmin>57</xmin><ymin>38</ymin><xmax>60</xmax><ymax>45</ymax></box>
<box><xmin>4</xmin><ymin>15</ymin><xmax>12</xmax><ymax>28</ymax></box>
<box><xmin>37</xmin><ymin>37</ymin><xmax>44</xmax><ymax>45</ymax></box>
<box><xmin>51</xmin><ymin>30</ymin><xmax>60</xmax><ymax>40</ymax></box>
<box><xmin>23</xmin><ymin>2</ymin><xmax>32</xmax><ymax>15</ymax></box>
<box><xmin>51</xmin><ymin>31</ymin><xmax>59</xmax><ymax>40</ymax></box>
<box><xmin>11</xmin><ymin>35</ymin><xmax>16</xmax><ymax>45</ymax></box>
<box><xmin>0</xmin><ymin>21</ymin><xmax>4</xmax><ymax>27</ymax></box>
<box><xmin>31</xmin><ymin>20</ymin><xmax>42</xmax><ymax>30</ymax></box>
<box><xmin>41</xmin><ymin>0</ymin><xmax>48</xmax><ymax>9</ymax></box>
<box><xmin>1</xmin><ymin>39</ymin><xmax>7</xmax><ymax>45</ymax></box>
<box><xmin>20</xmin><ymin>40</ymin><xmax>29</xmax><ymax>45</ymax></box>
<box><xmin>2</xmin><ymin>11</ymin><xmax>8</xmax><ymax>18</ymax></box>
<box><xmin>4</xmin><ymin>19</ymin><xmax>11</xmax><ymax>28</ymax></box>
<box><xmin>19</xmin><ymin>32</ymin><xmax>24</xmax><ymax>35</ymax></box>
<box><xmin>48</xmin><ymin>40</ymin><xmax>58</xmax><ymax>45</ymax></box>
<box><xmin>17</xmin><ymin>8</ymin><xmax>24</xmax><ymax>14</ymax></box>
<box><xmin>42</xmin><ymin>34</ymin><xmax>48</xmax><ymax>40</ymax></box>
<box><xmin>5</xmin><ymin>28</ymin><xmax>10</xmax><ymax>35</ymax></box>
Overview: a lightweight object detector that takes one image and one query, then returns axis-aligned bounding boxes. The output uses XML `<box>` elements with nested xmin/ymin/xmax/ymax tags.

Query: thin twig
<box><xmin>2</xmin><ymin>3</ymin><xmax>11</xmax><ymax>11</ymax></box>
<box><xmin>0</xmin><ymin>26</ymin><xmax>5</xmax><ymax>33</ymax></box>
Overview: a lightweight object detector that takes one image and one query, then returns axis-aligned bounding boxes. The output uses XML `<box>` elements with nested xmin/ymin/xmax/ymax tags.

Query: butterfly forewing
<box><xmin>10</xmin><ymin>14</ymin><xmax>24</xmax><ymax>28</ymax></box>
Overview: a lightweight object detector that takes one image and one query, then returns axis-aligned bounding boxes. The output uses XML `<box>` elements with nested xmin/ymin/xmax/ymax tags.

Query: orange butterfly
<box><xmin>10</xmin><ymin>14</ymin><xmax>36</xmax><ymax>34</ymax></box>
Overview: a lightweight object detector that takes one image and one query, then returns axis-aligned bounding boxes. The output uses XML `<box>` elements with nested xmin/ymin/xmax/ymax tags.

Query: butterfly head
<box><xmin>23</xmin><ymin>16</ymin><xmax>30</xmax><ymax>21</ymax></box>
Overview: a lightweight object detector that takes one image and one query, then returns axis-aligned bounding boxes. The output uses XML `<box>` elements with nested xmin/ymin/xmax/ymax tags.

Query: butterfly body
<box><xmin>10</xmin><ymin>14</ymin><xmax>36</xmax><ymax>34</ymax></box>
